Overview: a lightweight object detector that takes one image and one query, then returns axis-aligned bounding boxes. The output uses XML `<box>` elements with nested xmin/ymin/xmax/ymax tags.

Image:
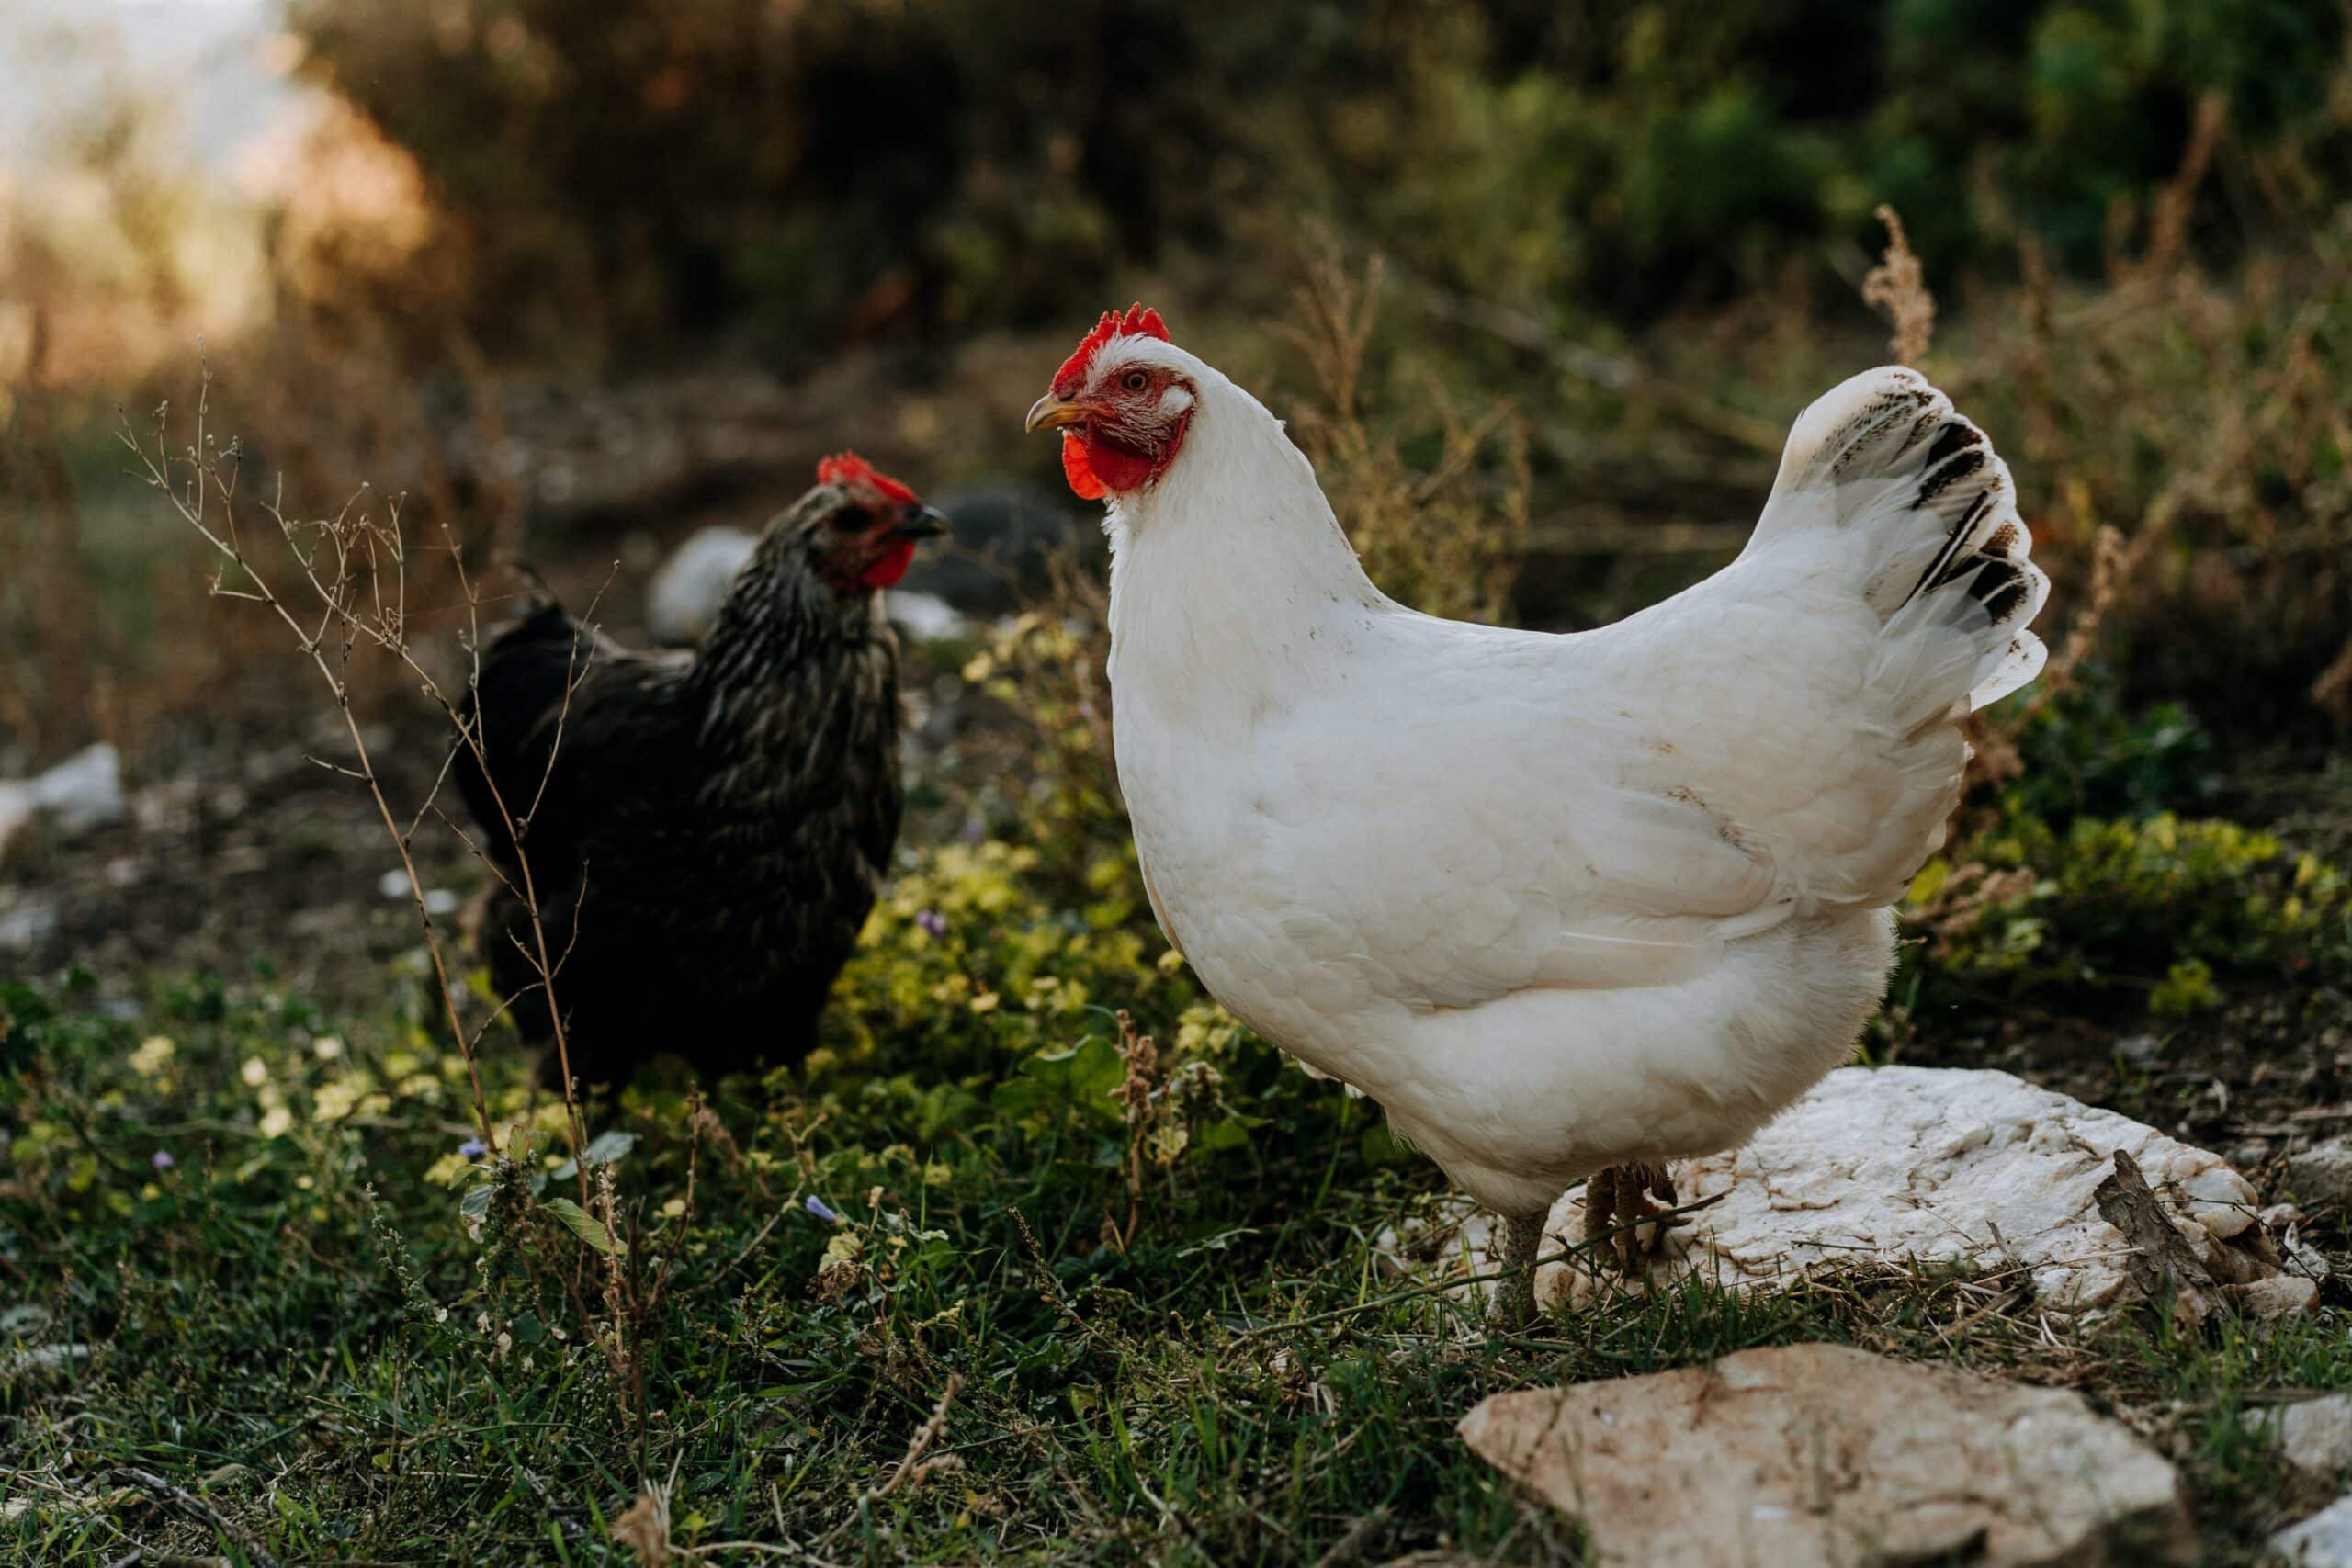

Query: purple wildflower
<box><xmin>915</xmin><ymin>909</ymin><xmax>948</xmax><ymax>940</ymax></box>
<box><xmin>804</xmin><ymin>1194</ymin><xmax>840</xmax><ymax>1224</ymax></box>
<box><xmin>458</xmin><ymin>1137</ymin><xmax>488</xmax><ymax>1161</ymax></box>
<box><xmin>151</xmin><ymin>1150</ymin><xmax>175</xmax><ymax>1171</ymax></box>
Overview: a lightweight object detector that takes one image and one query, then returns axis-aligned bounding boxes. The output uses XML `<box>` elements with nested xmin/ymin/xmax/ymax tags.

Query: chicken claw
<box><xmin>1582</xmin><ymin>1163</ymin><xmax>1684</xmax><ymax>1269</ymax></box>
<box><xmin>1488</xmin><ymin>1209</ymin><xmax>1550</xmax><ymax>1334</ymax></box>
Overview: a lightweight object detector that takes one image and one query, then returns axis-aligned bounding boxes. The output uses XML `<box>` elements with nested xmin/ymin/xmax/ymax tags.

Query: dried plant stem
<box><xmin>122</xmin><ymin>367</ymin><xmax>496</xmax><ymax>1145</ymax></box>
<box><xmin>122</xmin><ymin>355</ymin><xmax>601</xmax><ymax>1168</ymax></box>
<box><xmin>1861</xmin><ymin>205</ymin><xmax>1936</xmax><ymax>366</ymax></box>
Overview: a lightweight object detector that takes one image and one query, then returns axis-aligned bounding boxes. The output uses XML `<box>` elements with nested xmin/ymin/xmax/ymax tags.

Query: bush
<box><xmin>283</xmin><ymin>0</ymin><xmax>2352</xmax><ymax>363</ymax></box>
<box><xmin>1908</xmin><ymin>809</ymin><xmax>2351</xmax><ymax>1013</ymax></box>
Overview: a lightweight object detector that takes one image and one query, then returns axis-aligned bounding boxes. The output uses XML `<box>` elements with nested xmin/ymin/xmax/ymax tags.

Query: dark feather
<box><xmin>452</xmin><ymin>487</ymin><xmax>910</xmax><ymax>1087</ymax></box>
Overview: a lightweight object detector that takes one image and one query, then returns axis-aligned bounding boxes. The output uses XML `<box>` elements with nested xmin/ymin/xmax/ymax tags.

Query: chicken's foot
<box><xmin>1487</xmin><ymin>1208</ymin><xmax>1550</xmax><ymax>1333</ymax></box>
<box><xmin>1582</xmin><ymin>1162</ymin><xmax>1683</xmax><ymax>1269</ymax></box>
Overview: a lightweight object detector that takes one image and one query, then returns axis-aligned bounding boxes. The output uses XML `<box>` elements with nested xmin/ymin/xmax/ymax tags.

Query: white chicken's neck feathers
<box><xmin>1102</xmin><ymin>359</ymin><xmax>1390</xmax><ymax>728</ymax></box>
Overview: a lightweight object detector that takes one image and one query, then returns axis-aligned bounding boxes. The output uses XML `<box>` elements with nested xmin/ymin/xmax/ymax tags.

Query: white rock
<box><xmin>0</xmin><ymin>1341</ymin><xmax>92</xmax><ymax>1377</ymax></box>
<box><xmin>375</xmin><ymin>870</ymin><xmax>458</xmax><ymax>916</ymax></box>
<box><xmin>1385</xmin><ymin>1066</ymin><xmax>2312</xmax><ymax>1317</ymax></box>
<box><xmin>2276</xmin><ymin>1495</ymin><xmax>2352</xmax><ymax>1566</ymax></box>
<box><xmin>0</xmin><ymin>742</ymin><xmax>126</xmax><ymax>852</ymax></box>
<box><xmin>643</xmin><ymin>525</ymin><xmax>757</xmax><ymax>645</ymax></box>
<box><xmin>2287</xmin><ymin>1138</ymin><xmax>2352</xmax><ymax>1205</ymax></box>
<box><xmin>0</xmin><ymin>897</ymin><xmax>58</xmax><ymax>952</ymax></box>
<box><xmin>644</xmin><ymin>529</ymin><xmax>970</xmax><ymax>646</ymax></box>
<box><xmin>1460</xmin><ymin>1343</ymin><xmax>2194</xmax><ymax>1567</ymax></box>
<box><xmin>2236</xmin><ymin>1274</ymin><xmax>2323</xmax><ymax>1322</ymax></box>
<box><xmin>884</xmin><ymin>589</ymin><xmax>968</xmax><ymax>642</ymax></box>
<box><xmin>2267</xmin><ymin>1396</ymin><xmax>2352</xmax><ymax>1483</ymax></box>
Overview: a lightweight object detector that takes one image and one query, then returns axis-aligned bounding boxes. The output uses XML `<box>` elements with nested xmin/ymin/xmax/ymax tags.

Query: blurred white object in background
<box><xmin>646</xmin><ymin>525</ymin><xmax>967</xmax><ymax>646</ymax></box>
<box><xmin>643</xmin><ymin>525</ymin><xmax>758</xmax><ymax>645</ymax></box>
<box><xmin>0</xmin><ymin>742</ymin><xmax>127</xmax><ymax>854</ymax></box>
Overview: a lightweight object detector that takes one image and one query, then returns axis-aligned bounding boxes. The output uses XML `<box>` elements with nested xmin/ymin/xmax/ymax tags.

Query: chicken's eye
<box><xmin>1122</xmin><ymin>371</ymin><xmax>1149</xmax><ymax>393</ymax></box>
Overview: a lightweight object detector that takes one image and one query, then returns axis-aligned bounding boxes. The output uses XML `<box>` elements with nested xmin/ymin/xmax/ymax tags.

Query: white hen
<box><xmin>1026</xmin><ymin>306</ymin><xmax>2049</xmax><ymax>1322</ymax></box>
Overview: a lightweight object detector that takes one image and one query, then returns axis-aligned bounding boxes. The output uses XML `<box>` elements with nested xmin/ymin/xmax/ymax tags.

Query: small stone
<box><xmin>2286</xmin><ymin>1138</ymin><xmax>2352</xmax><ymax>1205</ymax></box>
<box><xmin>0</xmin><ymin>898</ymin><xmax>58</xmax><ymax>952</ymax></box>
<box><xmin>0</xmin><ymin>743</ymin><xmax>126</xmax><ymax>853</ymax></box>
<box><xmin>2116</xmin><ymin>1032</ymin><xmax>2163</xmax><ymax>1064</ymax></box>
<box><xmin>2267</xmin><ymin>1396</ymin><xmax>2352</xmax><ymax>1482</ymax></box>
<box><xmin>2234</xmin><ymin>1275</ymin><xmax>2323</xmax><ymax>1322</ymax></box>
<box><xmin>1461</xmin><ymin>1343</ymin><xmax>2194</xmax><ymax>1567</ymax></box>
<box><xmin>0</xmin><ymin>1343</ymin><xmax>93</xmax><ymax>1377</ymax></box>
<box><xmin>644</xmin><ymin>525</ymin><xmax>759</xmax><ymax>646</ymax></box>
<box><xmin>2275</xmin><ymin>1495</ymin><xmax>2352</xmax><ymax>1565</ymax></box>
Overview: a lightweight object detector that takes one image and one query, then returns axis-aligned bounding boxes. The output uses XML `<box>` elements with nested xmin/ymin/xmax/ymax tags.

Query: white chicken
<box><xmin>1025</xmin><ymin>305</ymin><xmax>2049</xmax><ymax>1325</ymax></box>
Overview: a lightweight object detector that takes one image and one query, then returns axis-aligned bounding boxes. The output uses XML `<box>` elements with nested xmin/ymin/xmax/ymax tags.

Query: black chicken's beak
<box><xmin>891</xmin><ymin>504</ymin><xmax>950</xmax><ymax>541</ymax></box>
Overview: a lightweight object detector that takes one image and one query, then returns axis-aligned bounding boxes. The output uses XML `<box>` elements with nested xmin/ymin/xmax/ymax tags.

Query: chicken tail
<box><xmin>1749</xmin><ymin>366</ymin><xmax>2049</xmax><ymax>733</ymax></box>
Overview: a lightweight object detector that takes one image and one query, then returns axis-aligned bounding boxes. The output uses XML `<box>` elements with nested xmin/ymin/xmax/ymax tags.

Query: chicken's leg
<box><xmin>1487</xmin><ymin>1208</ymin><xmax>1550</xmax><ymax>1333</ymax></box>
<box><xmin>1582</xmin><ymin>1162</ymin><xmax>1681</xmax><ymax>1269</ymax></box>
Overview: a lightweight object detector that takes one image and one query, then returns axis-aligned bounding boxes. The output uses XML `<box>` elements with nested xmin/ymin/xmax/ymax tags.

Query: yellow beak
<box><xmin>1024</xmin><ymin>394</ymin><xmax>1099</xmax><ymax>433</ymax></box>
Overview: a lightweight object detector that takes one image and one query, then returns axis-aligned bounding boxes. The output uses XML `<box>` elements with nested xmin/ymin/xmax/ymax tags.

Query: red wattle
<box><xmin>859</xmin><ymin>539</ymin><xmax>917</xmax><ymax>589</ymax></box>
<box><xmin>1079</xmin><ymin>435</ymin><xmax>1157</xmax><ymax>493</ymax></box>
<box><xmin>1061</xmin><ymin>431</ymin><xmax>1106</xmax><ymax>500</ymax></box>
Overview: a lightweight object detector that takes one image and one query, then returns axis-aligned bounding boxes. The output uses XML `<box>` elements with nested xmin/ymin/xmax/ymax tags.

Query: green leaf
<box><xmin>1195</xmin><ymin>1116</ymin><xmax>1250</xmax><ymax>1153</ymax></box>
<box><xmin>550</xmin><ymin>1128</ymin><xmax>637</xmax><ymax>1183</ymax></box>
<box><xmin>542</xmin><ymin>1197</ymin><xmax>626</xmax><ymax>1256</ymax></box>
<box><xmin>992</xmin><ymin>1035</ymin><xmax>1126</xmax><ymax>1125</ymax></box>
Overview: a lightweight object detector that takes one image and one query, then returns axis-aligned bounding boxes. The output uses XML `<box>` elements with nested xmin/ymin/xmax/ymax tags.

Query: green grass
<box><xmin>4</xmin><ymin>660</ymin><xmax>2349</xmax><ymax>1564</ymax></box>
<box><xmin>3</xmin><ymin>931</ymin><xmax>2350</xmax><ymax>1565</ymax></box>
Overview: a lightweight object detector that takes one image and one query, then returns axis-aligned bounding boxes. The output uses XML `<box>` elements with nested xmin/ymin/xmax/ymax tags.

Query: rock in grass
<box><xmin>2286</xmin><ymin>1137</ymin><xmax>2352</xmax><ymax>1206</ymax></box>
<box><xmin>1385</xmin><ymin>1066</ymin><xmax>2319</xmax><ymax>1319</ymax></box>
<box><xmin>1459</xmin><ymin>1343</ymin><xmax>2194</xmax><ymax>1568</ymax></box>
<box><xmin>2275</xmin><ymin>1495</ymin><xmax>2352</xmax><ymax>1566</ymax></box>
<box><xmin>2266</xmin><ymin>1396</ymin><xmax>2352</xmax><ymax>1484</ymax></box>
<box><xmin>0</xmin><ymin>742</ymin><xmax>126</xmax><ymax>855</ymax></box>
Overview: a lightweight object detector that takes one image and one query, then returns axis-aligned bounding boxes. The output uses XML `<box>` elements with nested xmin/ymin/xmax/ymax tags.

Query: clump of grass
<box><xmin>7</xmin><ymin>962</ymin><xmax>2347</xmax><ymax>1562</ymax></box>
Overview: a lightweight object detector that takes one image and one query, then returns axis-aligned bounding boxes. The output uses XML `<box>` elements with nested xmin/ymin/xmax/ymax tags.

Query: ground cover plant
<box><xmin>5</xmin><ymin>5</ymin><xmax>2352</xmax><ymax>1562</ymax></box>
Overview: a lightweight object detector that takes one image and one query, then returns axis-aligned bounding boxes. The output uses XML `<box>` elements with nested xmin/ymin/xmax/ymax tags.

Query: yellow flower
<box><xmin>312</xmin><ymin>1079</ymin><xmax>364</xmax><ymax>1122</ymax></box>
<box><xmin>257</xmin><ymin>1105</ymin><xmax>294</xmax><ymax>1139</ymax></box>
<box><xmin>130</xmin><ymin>1036</ymin><xmax>176</xmax><ymax>1077</ymax></box>
<box><xmin>661</xmin><ymin>1197</ymin><xmax>687</xmax><ymax>1219</ymax></box>
<box><xmin>240</xmin><ymin>1056</ymin><xmax>269</xmax><ymax>1088</ymax></box>
<box><xmin>423</xmin><ymin>1152</ymin><xmax>474</xmax><ymax>1187</ymax></box>
<box><xmin>969</xmin><ymin>991</ymin><xmax>1000</xmax><ymax>1014</ymax></box>
<box><xmin>311</xmin><ymin>1035</ymin><xmax>345</xmax><ymax>1060</ymax></box>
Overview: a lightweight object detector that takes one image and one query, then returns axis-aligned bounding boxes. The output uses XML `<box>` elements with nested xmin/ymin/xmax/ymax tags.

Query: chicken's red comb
<box><xmin>1053</xmin><ymin>303</ymin><xmax>1170</xmax><ymax>395</ymax></box>
<box><xmin>816</xmin><ymin>451</ymin><xmax>918</xmax><ymax>506</ymax></box>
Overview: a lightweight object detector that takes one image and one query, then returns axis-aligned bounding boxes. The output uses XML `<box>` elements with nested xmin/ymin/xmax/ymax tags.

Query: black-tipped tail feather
<box><xmin>1752</xmin><ymin>365</ymin><xmax>2049</xmax><ymax>725</ymax></box>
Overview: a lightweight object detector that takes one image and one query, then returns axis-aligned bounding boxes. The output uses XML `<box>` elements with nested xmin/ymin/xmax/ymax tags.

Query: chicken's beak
<box><xmin>891</xmin><ymin>504</ymin><xmax>951</xmax><ymax>541</ymax></box>
<box><xmin>1025</xmin><ymin>394</ymin><xmax>1097</xmax><ymax>433</ymax></box>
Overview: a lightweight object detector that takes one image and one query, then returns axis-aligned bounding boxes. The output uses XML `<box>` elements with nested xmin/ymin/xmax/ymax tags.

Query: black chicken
<box><xmin>454</xmin><ymin>454</ymin><xmax>947</xmax><ymax>1087</ymax></box>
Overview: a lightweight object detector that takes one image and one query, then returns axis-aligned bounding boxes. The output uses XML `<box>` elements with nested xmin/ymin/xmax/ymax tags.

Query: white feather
<box><xmin>1096</xmin><ymin>350</ymin><xmax>2047</xmax><ymax>1214</ymax></box>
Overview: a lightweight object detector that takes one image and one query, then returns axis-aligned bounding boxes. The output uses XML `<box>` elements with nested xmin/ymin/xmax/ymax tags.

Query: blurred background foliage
<box><xmin>6</xmin><ymin>10</ymin><xmax>2352</xmax><ymax>1557</ymax></box>
<box><xmin>1</xmin><ymin>0</ymin><xmax>2348</xmax><ymax>1006</ymax></box>
<box><xmin>280</xmin><ymin>0</ymin><xmax>2351</xmax><ymax>364</ymax></box>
